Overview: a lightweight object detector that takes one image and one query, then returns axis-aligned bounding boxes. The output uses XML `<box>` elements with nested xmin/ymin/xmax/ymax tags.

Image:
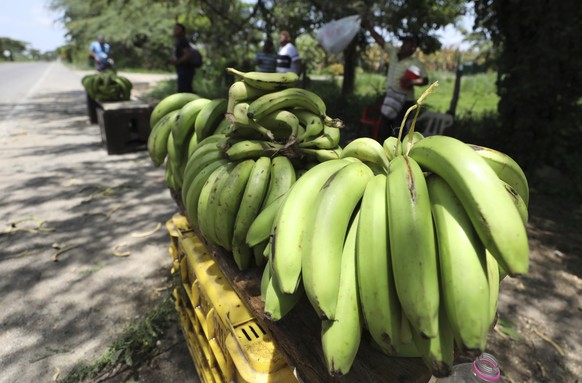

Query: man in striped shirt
<box><xmin>362</xmin><ymin>19</ymin><xmax>429</xmax><ymax>141</ymax></box>
<box><xmin>254</xmin><ymin>39</ymin><xmax>278</xmax><ymax>73</ymax></box>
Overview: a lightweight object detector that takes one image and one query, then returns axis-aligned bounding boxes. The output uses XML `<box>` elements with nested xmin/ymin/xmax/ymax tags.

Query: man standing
<box><xmin>89</xmin><ymin>35</ymin><xmax>113</xmax><ymax>72</ymax></box>
<box><xmin>254</xmin><ymin>39</ymin><xmax>278</xmax><ymax>73</ymax></box>
<box><xmin>362</xmin><ymin>20</ymin><xmax>428</xmax><ymax>141</ymax></box>
<box><xmin>170</xmin><ymin>23</ymin><xmax>195</xmax><ymax>93</ymax></box>
<box><xmin>276</xmin><ymin>31</ymin><xmax>302</xmax><ymax>75</ymax></box>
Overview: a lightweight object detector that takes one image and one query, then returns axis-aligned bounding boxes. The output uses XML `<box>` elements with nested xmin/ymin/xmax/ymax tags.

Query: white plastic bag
<box><xmin>316</xmin><ymin>15</ymin><xmax>361</xmax><ymax>54</ymax></box>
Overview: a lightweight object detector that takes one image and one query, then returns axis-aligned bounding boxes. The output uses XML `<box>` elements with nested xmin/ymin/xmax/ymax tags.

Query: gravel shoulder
<box><xmin>0</xmin><ymin>62</ymin><xmax>196</xmax><ymax>383</ymax></box>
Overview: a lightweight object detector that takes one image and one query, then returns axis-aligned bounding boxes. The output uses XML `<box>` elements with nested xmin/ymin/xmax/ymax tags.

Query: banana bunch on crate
<box><xmin>255</xmin><ymin>90</ymin><xmax>530</xmax><ymax>377</ymax></box>
<box><xmin>81</xmin><ymin>71</ymin><xmax>132</xmax><ymax>102</ymax></box>
<box><xmin>146</xmin><ymin>68</ymin><xmax>344</xmax><ymax>270</ymax></box>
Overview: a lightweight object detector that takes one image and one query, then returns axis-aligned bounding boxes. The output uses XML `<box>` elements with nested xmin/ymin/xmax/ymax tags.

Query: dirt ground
<box><xmin>1</xmin><ymin>62</ymin><xmax>580</xmax><ymax>383</ymax></box>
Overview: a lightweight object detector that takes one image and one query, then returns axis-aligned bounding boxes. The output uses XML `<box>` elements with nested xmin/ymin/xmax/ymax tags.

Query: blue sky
<box><xmin>0</xmin><ymin>1</ymin><xmax>473</xmax><ymax>52</ymax></box>
<box><xmin>0</xmin><ymin>1</ymin><xmax>67</xmax><ymax>52</ymax></box>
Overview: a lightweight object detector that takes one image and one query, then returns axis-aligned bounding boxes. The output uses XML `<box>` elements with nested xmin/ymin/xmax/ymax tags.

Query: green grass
<box><xmin>58</xmin><ymin>296</ymin><xmax>175</xmax><ymax>383</ymax></box>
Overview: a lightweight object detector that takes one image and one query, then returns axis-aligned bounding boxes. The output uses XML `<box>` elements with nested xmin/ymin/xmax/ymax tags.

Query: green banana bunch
<box><xmin>302</xmin><ymin>161</ymin><xmax>373</xmax><ymax>320</ymax></box>
<box><xmin>321</xmin><ymin>212</ymin><xmax>362</xmax><ymax>376</ymax></box>
<box><xmin>227</xmin><ymin>67</ymin><xmax>299</xmax><ymax>90</ymax></box>
<box><xmin>409</xmin><ymin>136</ymin><xmax>529</xmax><ymax>276</ymax></box>
<box><xmin>387</xmin><ymin>155</ymin><xmax>439</xmax><ymax>339</ymax></box>
<box><xmin>82</xmin><ymin>72</ymin><xmax>132</xmax><ymax>101</ymax></box>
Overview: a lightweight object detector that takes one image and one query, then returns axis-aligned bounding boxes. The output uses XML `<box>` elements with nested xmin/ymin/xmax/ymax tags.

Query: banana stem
<box><xmin>226</xmin><ymin>67</ymin><xmax>246</xmax><ymax>77</ymax></box>
<box><xmin>396</xmin><ymin>104</ymin><xmax>418</xmax><ymax>155</ymax></box>
<box><xmin>397</xmin><ymin>81</ymin><xmax>440</xmax><ymax>156</ymax></box>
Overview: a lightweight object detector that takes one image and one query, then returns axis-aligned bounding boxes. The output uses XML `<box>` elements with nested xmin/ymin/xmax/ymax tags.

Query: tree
<box><xmin>474</xmin><ymin>0</ymin><xmax>582</xmax><ymax>188</ymax></box>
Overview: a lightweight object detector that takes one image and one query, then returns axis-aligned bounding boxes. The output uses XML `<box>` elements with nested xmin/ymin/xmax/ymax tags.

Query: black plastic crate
<box><xmin>97</xmin><ymin>100</ymin><xmax>152</xmax><ymax>155</ymax></box>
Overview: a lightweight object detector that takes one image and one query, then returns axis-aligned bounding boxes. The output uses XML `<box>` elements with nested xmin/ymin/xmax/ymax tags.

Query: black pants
<box><xmin>377</xmin><ymin>100</ymin><xmax>416</xmax><ymax>143</ymax></box>
<box><xmin>176</xmin><ymin>67</ymin><xmax>195</xmax><ymax>93</ymax></box>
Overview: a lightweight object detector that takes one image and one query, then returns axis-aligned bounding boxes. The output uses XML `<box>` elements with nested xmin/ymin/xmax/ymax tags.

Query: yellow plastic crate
<box><xmin>168</xmin><ymin>214</ymin><xmax>297</xmax><ymax>383</ymax></box>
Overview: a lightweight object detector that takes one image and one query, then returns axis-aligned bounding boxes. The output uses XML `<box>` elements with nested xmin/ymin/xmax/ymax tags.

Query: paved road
<box><xmin>0</xmin><ymin>62</ymin><xmax>196</xmax><ymax>382</ymax></box>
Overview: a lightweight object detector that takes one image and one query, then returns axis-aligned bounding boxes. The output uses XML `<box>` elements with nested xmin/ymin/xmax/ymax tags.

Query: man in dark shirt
<box><xmin>170</xmin><ymin>23</ymin><xmax>195</xmax><ymax>93</ymax></box>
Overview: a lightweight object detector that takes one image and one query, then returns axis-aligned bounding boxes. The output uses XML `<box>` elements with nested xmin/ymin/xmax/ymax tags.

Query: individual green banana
<box><xmin>261</xmin><ymin>260</ymin><xmax>304</xmax><ymax>321</ymax></box>
<box><xmin>271</xmin><ymin>160</ymin><xmax>350</xmax><ymax>294</ymax></box>
<box><xmin>147</xmin><ymin>109</ymin><xmax>179</xmax><ymax>167</ymax></box>
<box><xmin>229</xmin><ymin>102</ymin><xmax>274</xmax><ymax>140</ymax></box>
<box><xmin>214</xmin><ymin>160</ymin><xmax>256</xmax><ymax>253</ymax></box>
<box><xmin>321</xmin><ymin>212</ymin><xmax>362</xmax><ymax>376</ymax></box>
<box><xmin>256</xmin><ymin>110</ymin><xmax>300</xmax><ymax>142</ymax></box>
<box><xmin>302</xmin><ymin>161</ymin><xmax>374</xmax><ymax>319</ymax></box>
<box><xmin>468</xmin><ymin>144</ymin><xmax>529</xmax><ymax>205</ymax></box>
<box><xmin>502</xmin><ymin>180</ymin><xmax>528</xmax><ymax>225</ymax></box>
<box><xmin>253</xmin><ymin>240</ymin><xmax>268</xmax><ymax>267</ymax></box>
<box><xmin>194</xmin><ymin>98</ymin><xmax>228</xmax><ymax>140</ymax></box>
<box><xmin>184</xmin><ymin>159</ymin><xmax>229</xmax><ymax>227</ymax></box>
<box><xmin>182</xmin><ymin>137</ymin><xmax>226</xmax><ymax>187</ymax></box>
<box><xmin>300</xmin><ymin>147</ymin><xmax>342</xmax><ymax>162</ymax></box>
<box><xmin>247</xmin><ymin>88</ymin><xmax>326</xmax><ymax>121</ymax></box>
<box><xmin>197</xmin><ymin>164</ymin><xmax>233</xmax><ymax>245</ymax></box>
<box><xmin>409</xmin><ymin>136</ymin><xmax>529</xmax><ymax>276</ymax></box>
<box><xmin>261</xmin><ymin>156</ymin><xmax>296</xmax><ymax>209</ymax></box>
<box><xmin>298</xmin><ymin>125</ymin><xmax>340</xmax><ymax>149</ymax></box>
<box><xmin>293</xmin><ymin>109</ymin><xmax>324</xmax><ymax>141</ymax></box>
<box><xmin>411</xmin><ymin>306</ymin><xmax>454</xmax><ymax>378</ymax></box>
<box><xmin>166</xmin><ymin>132</ymin><xmax>183</xmax><ymax>188</ymax></box>
<box><xmin>227</xmin><ymin>67</ymin><xmax>299</xmax><ymax>90</ymax></box>
<box><xmin>213</xmin><ymin>118</ymin><xmax>232</xmax><ymax>135</ymax></box>
<box><xmin>164</xmin><ymin>160</ymin><xmax>177</xmax><ymax>190</ymax></box>
<box><xmin>400</xmin><ymin>131</ymin><xmax>425</xmax><ymax>155</ymax></box>
<box><xmin>246</xmin><ymin>193</ymin><xmax>287</xmax><ymax>247</ymax></box>
<box><xmin>341</xmin><ymin>137</ymin><xmax>390</xmax><ymax>174</ymax></box>
<box><xmin>357</xmin><ymin>174</ymin><xmax>400</xmax><ymax>354</ymax></box>
<box><xmin>231</xmin><ymin>157</ymin><xmax>272</xmax><ymax>270</ymax></box>
<box><xmin>173</xmin><ymin>98</ymin><xmax>212</xmax><ymax>165</ymax></box>
<box><xmin>187</xmin><ymin>131</ymin><xmax>199</xmax><ymax>159</ymax></box>
<box><xmin>387</xmin><ymin>155</ymin><xmax>439</xmax><ymax>338</ymax></box>
<box><xmin>427</xmin><ymin>174</ymin><xmax>490</xmax><ymax>351</ymax></box>
<box><xmin>225</xmin><ymin>140</ymin><xmax>283</xmax><ymax>161</ymax></box>
<box><xmin>226</xmin><ymin>124</ymin><xmax>269</xmax><ymax>140</ymax></box>
<box><xmin>227</xmin><ymin>80</ymin><xmax>270</xmax><ymax>113</ymax></box>
<box><xmin>383</xmin><ymin>137</ymin><xmax>400</xmax><ymax>161</ymax></box>
<box><xmin>150</xmin><ymin>92</ymin><xmax>199</xmax><ymax>129</ymax></box>
<box><xmin>181</xmin><ymin>149</ymin><xmax>227</xmax><ymax>205</ymax></box>
<box><xmin>486</xmin><ymin>250</ymin><xmax>500</xmax><ymax>328</ymax></box>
